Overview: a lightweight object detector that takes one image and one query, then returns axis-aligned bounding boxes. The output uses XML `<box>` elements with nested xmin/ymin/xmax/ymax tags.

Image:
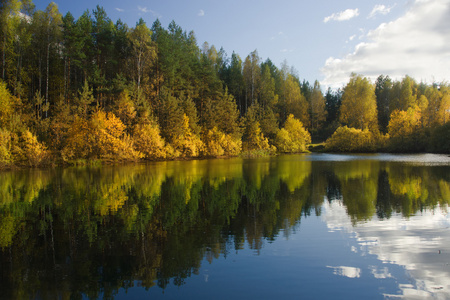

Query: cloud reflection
<box><xmin>322</xmin><ymin>200</ymin><xmax>450</xmax><ymax>298</ymax></box>
<box><xmin>327</xmin><ymin>266</ymin><xmax>361</xmax><ymax>278</ymax></box>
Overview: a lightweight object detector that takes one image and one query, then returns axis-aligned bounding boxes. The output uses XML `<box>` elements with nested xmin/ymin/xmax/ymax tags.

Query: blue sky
<box><xmin>33</xmin><ymin>0</ymin><xmax>450</xmax><ymax>88</ymax></box>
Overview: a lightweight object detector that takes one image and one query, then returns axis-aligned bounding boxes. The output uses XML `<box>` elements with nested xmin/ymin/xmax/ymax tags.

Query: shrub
<box><xmin>275</xmin><ymin>114</ymin><xmax>311</xmax><ymax>153</ymax></box>
<box><xmin>133</xmin><ymin>122</ymin><xmax>167</xmax><ymax>160</ymax></box>
<box><xmin>202</xmin><ymin>127</ymin><xmax>242</xmax><ymax>157</ymax></box>
<box><xmin>325</xmin><ymin>126</ymin><xmax>378</xmax><ymax>152</ymax></box>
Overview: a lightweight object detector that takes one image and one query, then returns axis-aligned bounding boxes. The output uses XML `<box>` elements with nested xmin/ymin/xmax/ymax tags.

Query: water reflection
<box><xmin>0</xmin><ymin>154</ymin><xmax>449</xmax><ymax>299</ymax></box>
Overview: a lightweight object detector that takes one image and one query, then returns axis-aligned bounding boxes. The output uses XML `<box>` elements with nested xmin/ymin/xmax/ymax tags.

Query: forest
<box><xmin>1</xmin><ymin>0</ymin><xmax>450</xmax><ymax>168</ymax></box>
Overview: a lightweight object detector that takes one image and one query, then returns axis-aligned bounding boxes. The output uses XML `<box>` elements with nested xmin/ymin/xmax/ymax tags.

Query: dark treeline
<box><xmin>1</xmin><ymin>1</ymin><xmax>450</xmax><ymax>168</ymax></box>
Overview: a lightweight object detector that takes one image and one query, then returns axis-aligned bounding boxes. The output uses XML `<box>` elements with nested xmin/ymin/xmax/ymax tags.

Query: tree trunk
<box><xmin>46</xmin><ymin>32</ymin><xmax>50</xmax><ymax>118</ymax></box>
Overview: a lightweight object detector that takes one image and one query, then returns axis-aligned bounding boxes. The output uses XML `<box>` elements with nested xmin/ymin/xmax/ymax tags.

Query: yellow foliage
<box><xmin>340</xmin><ymin>74</ymin><xmax>378</xmax><ymax>130</ymax></box>
<box><xmin>325</xmin><ymin>126</ymin><xmax>378</xmax><ymax>152</ymax></box>
<box><xmin>387</xmin><ymin>106</ymin><xmax>426</xmax><ymax>151</ymax></box>
<box><xmin>133</xmin><ymin>122</ymin><xmax>167</xmax><ymax>160</ymax></box>
<box><xmin>171</xmin><ymin>114</ymin><xmax>203</xmax><ymax>158</ymax></box>
<box><xmin>0</xmin><ymin>80</ymin><xmax>15</xmax><ymax>128</ymax></box>
<box><xmin>275</xmin><ymin>114</ymin><xmax>311</xmax><ymax>153</ymax></box>
<box><xmin>90</xmin><ymin>111</ymin><xmax>142</xmax><ymax>161</ymax></box>
<box><xmin>388</xmin><ymin>107</ymin><xmax>421</xmax><ymax>139</ymax></box>
<box><xmin>202</xmin><ymin>127</ymin><xmax>242</xmax><ymax>157</ymax></box>
<box><xmin>61</xmin><ymin>117</ymin><xmax>92</xmax><ymax>161</ymax></box>
<box><xmin>114</xmin><ymin>90</ymin><xmax>137</xmax><ymax>128</ymax></box>
<box><xmin>18</xmin><ymin>130</ymin><xmax>49</xmax><ymax>167</ymax></box>
<box><xmin>62</xmin><ymin>111</ymin><xmax>142</xmax><ymax>162</ymax></box>
<box><xmin>0</xmin><ymin>129</ymin><xmax>12</xmax><ymax>167</ymax></box>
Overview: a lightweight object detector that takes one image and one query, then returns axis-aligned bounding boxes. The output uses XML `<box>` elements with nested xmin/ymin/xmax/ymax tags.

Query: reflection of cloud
<box><xmin>322</xmin><ymin>200</ymin><xmax>450</xmax><ymax>298</ymax></box>
<box><xmin>327</xmin><ymin>266</ymin><xmax>361</xmax><ymax>278</ymax></box>
<box><xmin>321</xmin><ymin>0</ymin><xmax>450</xmax><ymax>88</ymax></box>
<box><xmin>324</xmin><ymin>8</ymin><xmax>359</xmax><ymax>23</ymax></box>
<box><xmin>370</xmin><ymin>265</ymin><xmax>392</xmax><ymax>279</ymax></box>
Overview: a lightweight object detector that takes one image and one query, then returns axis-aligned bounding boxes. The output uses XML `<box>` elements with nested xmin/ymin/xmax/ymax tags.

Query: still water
<box><xmin>1</xmin><ymin>154</ymin><xmax>450</xmax><ymax>299</ymax></box>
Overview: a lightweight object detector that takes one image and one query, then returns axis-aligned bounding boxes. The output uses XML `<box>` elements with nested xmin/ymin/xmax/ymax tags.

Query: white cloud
<box><xmin>321</xmin><ymin>0</ymin><xmax>450</xmax><ymax>88</ymax></box>
<box><xmin>368</xmin><ymin>4</ymin><xmax>395</xmax><ymax>18</ymax></box>
<box><xmin>137</xmin><ymin>6</ymin><xmax>160</xmax><ymax>18</ymax></box>
<box><xmin>198</xmin><ymin>9</ymin><xmax>205</xmax><ymax>17</ymax></box>
<box><xmin>115</xmin><ymin>8</ymin><xmax>124</xmax><ymax>12</ymax></box>
<box><xmin>324</xmin><ymin>8</ymin><xmax>359</xmax><ymax>23</ymax></box>
<box><xmin>138</xmin><ymin>6</ymin><xmax>149</xmax><ymax>13</ymax></box>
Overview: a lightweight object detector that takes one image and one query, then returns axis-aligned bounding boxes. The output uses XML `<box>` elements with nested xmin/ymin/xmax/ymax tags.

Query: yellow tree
<box><xmin>340</xmin><ymin>74</ymin><xmax>378</xmax><ymax>131</ymax></box>
<box><xmin>275</xmin><ymin>114</ymin><xmax>311</xmax><ymax>153</ymax></box>
<box><xmin>388</xmin><ymin>106</ymin><xmax>425</xmax><ymax>151</ymax></box>
<box><xmin>284</xmin><ymin>74</ymin><xmax>309</xmax><ymax>127</ymax></box>
<box><xmin>438</xmin><ymin>93</ymin><xmax>450</xmax><ymax>124</ymax></box>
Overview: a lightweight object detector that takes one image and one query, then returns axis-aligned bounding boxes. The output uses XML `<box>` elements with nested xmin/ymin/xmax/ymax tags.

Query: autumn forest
<box><xmin>1</xmin><ymin>1</ymin><xmax>450</xmax><ymax>169</ymax></box>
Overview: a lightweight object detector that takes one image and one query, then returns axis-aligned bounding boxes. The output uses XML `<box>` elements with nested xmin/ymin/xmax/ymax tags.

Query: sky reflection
<box><xmin>322</xmin><ymin>200</ymin><xmax>450</xmax><ymax>299</ymax></box>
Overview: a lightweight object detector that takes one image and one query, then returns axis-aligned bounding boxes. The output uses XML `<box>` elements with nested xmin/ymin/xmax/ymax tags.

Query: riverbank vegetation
<box><xmin>1</xmin><ymin>1</ymin><xmax>450</xmax><ymax>168</ymax></box>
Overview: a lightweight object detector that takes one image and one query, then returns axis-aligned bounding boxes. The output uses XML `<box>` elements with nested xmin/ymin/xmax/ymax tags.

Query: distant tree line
<box><xmin>1</xmin><ymin>1</ymin><xmax>449</xmax><ymax>168</ymax></box>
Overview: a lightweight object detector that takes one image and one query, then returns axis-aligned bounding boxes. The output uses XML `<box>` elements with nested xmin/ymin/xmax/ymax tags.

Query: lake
<box><xmin>1</xmin><ymin>153</ymin><xmax>450</xmax><ymax>299</ymax></box>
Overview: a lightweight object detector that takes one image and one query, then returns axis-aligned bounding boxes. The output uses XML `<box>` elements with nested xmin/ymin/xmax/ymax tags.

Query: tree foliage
<box><xmin>275</xmin><ymin>114</ymin><xmax>311</xmax><ymax>153</ymax></box>
<box><xmin>1</xmin><ymin>1</ymin><xmax>450</xmax><ymax>168</ymax></box>
<box><xmin>340</xmin><ymin>74</ymin><xmax>378</xmax><ymax>131</ymax></box>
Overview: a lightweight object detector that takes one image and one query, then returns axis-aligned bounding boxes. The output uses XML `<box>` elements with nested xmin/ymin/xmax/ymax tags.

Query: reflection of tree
<box><xmin>387</xmin><ymin>165</ymin><xmax>450</xmax><ymax>217</ymax></box>
<box><xmin>1</xmin><ymin>156</ymin><xmax>450</xmax><ymax>298</ymax></box>
<box><xmin>333</xmin><ymin>160</ymin><xmax>379</xmax><ymax>223</ymax></box>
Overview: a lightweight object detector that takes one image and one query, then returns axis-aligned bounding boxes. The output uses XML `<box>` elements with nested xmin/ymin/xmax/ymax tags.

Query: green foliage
<box><xmin>1</xmin><ymin>2</ymin><xmax>450</xmax><ymax>165</ymax></box>
<box><xmin>241</xmin><ymin>104</ymin><xmax>270</xmax><ymax>151</ymax></box>
<box><xmin>429</xmin><ymin>122</ymin><xmax>450</xmax><ymax>153</ymax></box>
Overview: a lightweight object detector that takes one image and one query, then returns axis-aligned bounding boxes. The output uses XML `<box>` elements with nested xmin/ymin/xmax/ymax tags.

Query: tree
<box><xmin>128</xmin><ymin>18</ymin><xmax>155</xmax><ymax>94</ymax></box>
<box><xmin>309</xmin><ymin>80</ymin><xmax>327</xmax><ymax>133</ymax></box>
<box><xmin>375</xmin><ymin>75</ymin><xmax>392</xmax><ymax>133</ymax></box>
<box><xmin>283</xmin><ymin>74</ymin><xmax>309</xmax><ymax>127</ymax></box>
<box><xmin>275</xmin><ymin>114</ymin><xmax>311</xmax><ymax>153</ymax></box>
<box><xmin>390</xmin><ymin>76</ymin><xmax>417</xmax><ymax>112</ymax></box>
<box><xmin>226</xmin><ymin>52</ymin><xmax>244</xmax><ymax>114</ymax></box>
<box><xmin>437</xmin><ymin>92</ymin><xmax>450</xmax><ymax>125</ymax></box>
<box><xmin>241</xmin><ymin>103</ymin><xmax>270</xmax><ymax>151</ymax></box>
<box><xmin>388</xmin><ymin>106</ymin><xmax>425</xmax><ymax>152</ymax></box>
<box><xmin>259</xmin><ymin>63</ymin><xmax>278</xmax><ymax>111</ymax></box>
<box><xmin>243</xmin><ymin>50</ymin><xmax>260</xmax><ymax>112</ymax></box>
<box><xmin>340</xmin><ymin>74</ymin><xmax>378</xmax><ymax>131</ymax></box>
